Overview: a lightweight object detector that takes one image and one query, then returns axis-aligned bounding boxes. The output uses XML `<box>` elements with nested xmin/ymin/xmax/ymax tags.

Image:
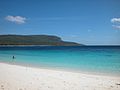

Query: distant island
<box><xmin>0</xmin><ymin>35</ymin><xmax>83</xmax><ymax>46</ymax></box>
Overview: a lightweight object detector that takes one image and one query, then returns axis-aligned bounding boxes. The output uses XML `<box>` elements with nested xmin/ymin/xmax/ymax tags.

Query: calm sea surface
<box><xmin>0</xmin><ymin>46</ymin><xmax>120</xmax><ymax>75</ymax></box>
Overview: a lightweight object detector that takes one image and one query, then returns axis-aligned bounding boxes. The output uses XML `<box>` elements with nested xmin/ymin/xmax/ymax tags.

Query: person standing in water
<box><xmin>12</xmin><ymin>56</ymin><xmax>15</xmax><ymax>59</ymax></box>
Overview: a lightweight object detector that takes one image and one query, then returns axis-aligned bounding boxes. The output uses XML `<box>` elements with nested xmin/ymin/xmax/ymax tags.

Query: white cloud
<box><xmin>111</xmin><ymin>17</ymin><xmax>120</xmax><ymax>30</ymax></box>
<box><xmin>5</xmin><ymin>15</ymin><xmax>26</xmax><ymax>24</ymax></box>
<box><xmin>112</xmin><ymin>25</ymin><xmax>120</xmax><ymax>30</ymax></box>
<box><xmin>111</xmin><ymin>18</ymin><xmax>120</xmax><ymax>23</ymax></box>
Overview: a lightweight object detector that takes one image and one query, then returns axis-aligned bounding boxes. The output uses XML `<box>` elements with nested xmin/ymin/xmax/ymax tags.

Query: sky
<box><xmin>0</xmin><ymin>0</ymin><xmax>120</xmax><ymax>45</ymax></box>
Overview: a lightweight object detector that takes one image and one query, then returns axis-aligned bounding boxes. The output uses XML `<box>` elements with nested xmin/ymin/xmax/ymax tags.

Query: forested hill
<box><xmin>0</xmin><ymin>35</ymin><xmax>83</xmax><ymax>46</ymax></box>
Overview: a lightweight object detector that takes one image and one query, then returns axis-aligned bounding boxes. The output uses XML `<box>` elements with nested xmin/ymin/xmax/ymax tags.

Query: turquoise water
<box><xmin>0</xmin><ymin>46</ymin><xmax>120</xmax><ymax>75</ymax></box>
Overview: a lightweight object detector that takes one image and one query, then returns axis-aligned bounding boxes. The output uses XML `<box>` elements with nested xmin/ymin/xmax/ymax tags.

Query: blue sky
<box><xmin>0</xmin><ymin>0</ymin><xmax>120</xmax><ymax>45</ymax></box>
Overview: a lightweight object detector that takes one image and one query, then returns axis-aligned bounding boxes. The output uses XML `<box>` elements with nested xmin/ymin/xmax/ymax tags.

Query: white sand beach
<box><xmin>0</xmin><ymin>63</ymin><xmax>120</xmax><ymax>90</ymax></box>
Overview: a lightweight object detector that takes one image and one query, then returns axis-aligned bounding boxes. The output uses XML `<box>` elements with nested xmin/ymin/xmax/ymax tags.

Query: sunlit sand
<box><xmin>0</xmin><ymin>63</ymin><xmax>120</xmax><ymax>90</ymax></box>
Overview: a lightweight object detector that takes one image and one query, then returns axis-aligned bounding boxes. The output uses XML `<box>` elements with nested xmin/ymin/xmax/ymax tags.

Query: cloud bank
<box><xmin>111</xmin><ymin>17</ymin><xmax>120</xmax><ymax>30</ymax></box>
<box><xmin>111</xmin><ymin>18</ymin><xmax>120</xmax><ymax>23</ymax></box>
<box><xmin>112</xmin><ymin>25</ymin><xmax>120</xmax><ymax>30</ymax></box>
<box><xmin>5</xmin><ymin>15</ymin><xmax>26</xmax><ymax>24</ymax></box>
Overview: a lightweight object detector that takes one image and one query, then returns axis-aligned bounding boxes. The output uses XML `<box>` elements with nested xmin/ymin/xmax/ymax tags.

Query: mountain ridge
<box><xmin>0</xmin><ymin>35</ymin><xmax>83</xmax><ymax>46</ymax></box>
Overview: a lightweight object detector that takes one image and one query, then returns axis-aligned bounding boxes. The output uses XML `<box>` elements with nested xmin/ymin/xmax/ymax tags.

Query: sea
<box><xmin>0</xmin><ymin>46</ymin><xmax>120</xmax><ymax>76</ymax></box>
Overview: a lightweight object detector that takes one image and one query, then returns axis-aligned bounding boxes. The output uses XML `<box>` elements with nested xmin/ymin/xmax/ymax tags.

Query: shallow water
<box><xmin>0</xmin><ymin>46</ymin><xmax>120</xmax><ymax>75</ymax></box>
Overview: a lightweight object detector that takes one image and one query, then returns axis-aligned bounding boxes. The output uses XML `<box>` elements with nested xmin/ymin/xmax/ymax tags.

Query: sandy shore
<box><xmin>0</xmin><ymin>63</ymin><xmax>120</xmax><ymax>90</ymax></box>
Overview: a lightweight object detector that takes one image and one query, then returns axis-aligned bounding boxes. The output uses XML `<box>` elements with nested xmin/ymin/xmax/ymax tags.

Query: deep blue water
<box><xmin>0</xmin><ymin>46</ymin><xmax>120</xmax><ymax>75</ymax></box>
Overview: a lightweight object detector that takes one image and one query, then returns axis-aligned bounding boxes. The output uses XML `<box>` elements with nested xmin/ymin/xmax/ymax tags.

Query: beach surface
<box><xmin>0</xmin><ymin>63</ymin><xmax>120</xmax><ymax>90</ymax></box>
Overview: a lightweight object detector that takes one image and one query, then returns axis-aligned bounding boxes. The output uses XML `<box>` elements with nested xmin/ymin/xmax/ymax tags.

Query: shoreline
<box><xmin>0</xmin><ymin>45</ymin><xmax>120</xmax><ymax>47</ymax></box>
<box><xmin>1</xmin><ymin>61</ymin><xmax>120</xmax><ymax>78</ymax></box>
<box><xmin>0</xmin><ymin>62</ymin><xmax>120</xmax><ymax>90</ymax></box>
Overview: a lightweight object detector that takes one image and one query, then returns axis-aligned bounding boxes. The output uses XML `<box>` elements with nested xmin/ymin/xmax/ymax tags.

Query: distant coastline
<box><xmin>0</xmin><ymin>35</ymin><xmax>83</xmax><ymax>46</ymax></box>
<box><xmin>0</xmin><ymin>45</ymin><xmax>119</xmax><ymax>46</ymax></box>
<box><xmin>0</xmin><ymin>45</ymin><xmax>52</xmax><ymax>47</ymax></box>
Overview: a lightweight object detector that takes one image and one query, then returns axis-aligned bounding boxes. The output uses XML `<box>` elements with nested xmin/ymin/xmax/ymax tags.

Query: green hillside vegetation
<box><xmin>0</xmin><ymin>35</ymin><xmax>82</xmax><ymax>46</ymax></box>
